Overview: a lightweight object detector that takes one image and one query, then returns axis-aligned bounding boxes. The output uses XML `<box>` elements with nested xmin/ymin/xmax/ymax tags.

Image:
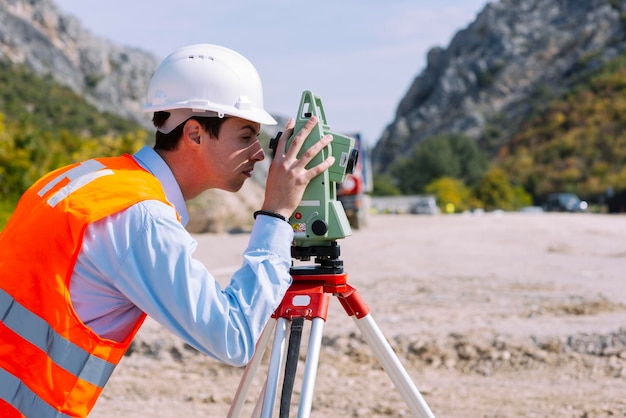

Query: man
<box><xmin>0</xmin><ymin>44</ymin><xmax>335</xmax><ymax>417</ymax></box>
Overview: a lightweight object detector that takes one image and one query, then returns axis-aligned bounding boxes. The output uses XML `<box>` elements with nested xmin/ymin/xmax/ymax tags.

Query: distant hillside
<box><xmin>374</xmin><ymin>0</ymin><xmax>626</xmax><ymax>201</ymax></box>
<box><xmin>0</xmin><ymin>0</ymin><xmax>158</xmax><ymax>127</ymax></box>
<box><xmin>0</xmin><ymin>59</ymin><xmax>148</xmax><ymax>202</ymax></box>
<box><xmin>0</xmin><ymin>60</ymin><xmax>145</xmax><ymax>137</ymax></box>
<box><xmin>497</xmin><ymin>52</ymin><xmax>626</xmax><ymax>200</ymax></box>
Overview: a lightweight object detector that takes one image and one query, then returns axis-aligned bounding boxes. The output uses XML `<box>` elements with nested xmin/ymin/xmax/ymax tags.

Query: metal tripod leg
<box><xmin>296</xmin><ymin>317</ymin><xmax>324</xmax><ymax>417</ymax></box>
<box><xmin>228</xmin><ymin>319</ymin><xmax>276</xmax><ymax>417</ymax></box>
<box><xmin>337</xmin><ymin>284</ymin><xmax>436</xmax><ymax>418</ymax></box>
<box><xmin>351</xmin><ymin>313</ymin><xmax>435</xmax><ymax>418</ymax></box>
<box><xmin>228</xmin><ymin>317</ymin><xmax>291</xmax><ymax>418</ymax></box>
<box><xmin>260</xmin><ymin>317</ymin><xmax>290</xmax><ymax>418</ymax></box>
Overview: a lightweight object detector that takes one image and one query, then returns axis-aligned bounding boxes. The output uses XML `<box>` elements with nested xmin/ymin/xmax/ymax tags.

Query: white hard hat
<box><xmin>143</xmin><ymin>44</ymin><xmax>277</xmax><ymax>129</ymax></box>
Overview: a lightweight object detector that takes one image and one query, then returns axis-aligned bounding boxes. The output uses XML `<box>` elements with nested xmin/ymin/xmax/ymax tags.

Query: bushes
<box><xmin>0</xmin><ymin>115</ymin><xmax>148</xmax><ymax>229</ymax></box>
<box><xmin>498</xmin><ymin>52</ymin><xmax>626</xmax><ymax>201</ymax></box>
<box><xmin>391</xmin><ymin>134</ymin><xmax>488</xmax><ymax>194</ymax></box>
<box><xmin>384</xmin><ymin>134</ymin><xmax>531</xmax><ymax>212</ymax></box>
<box><xmin>424</xmin><ymin>177</ymin><xmax>471</xmax><ymax>213</ymax></box>
<box><xmin>0</xmin><ymin>62</ymin><xmax>151</xmax><ymax>230</ymax></box>
<box><xmin>473</xmin><ymin>168</ymin><xmax>532</xmax><ymax>211</ymax></box>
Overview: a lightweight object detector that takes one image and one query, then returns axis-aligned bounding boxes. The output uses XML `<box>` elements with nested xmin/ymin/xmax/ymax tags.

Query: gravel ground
<box><xmin>90</xmin><ymin>212</ymin><xmax>626</xmax><ymax>417</ymax></box>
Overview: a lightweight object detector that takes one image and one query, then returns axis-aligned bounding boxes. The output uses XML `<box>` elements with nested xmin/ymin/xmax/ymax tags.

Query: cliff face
<box><xmin>0</xmin><ymin>0</ymin><xmax>159</xmax><ymax>127</ymax></box>
<box><xmin>373</xmin><ymin>0</ymin><xmax>626</xmax><ymax>173</ymax></box>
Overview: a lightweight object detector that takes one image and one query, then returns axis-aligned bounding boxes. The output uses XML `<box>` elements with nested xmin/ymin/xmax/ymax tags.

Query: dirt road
<box><xmin>90</xmin><ymin>213</ymin><xmax>626</xmax><ymax>417</ymax></box>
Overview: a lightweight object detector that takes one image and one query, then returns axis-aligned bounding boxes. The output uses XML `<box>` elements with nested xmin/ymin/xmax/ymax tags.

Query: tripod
<box><xmin>227</xmin><ymin>244</ymin><xmax>435</xmax><ymax>418</ymax></box>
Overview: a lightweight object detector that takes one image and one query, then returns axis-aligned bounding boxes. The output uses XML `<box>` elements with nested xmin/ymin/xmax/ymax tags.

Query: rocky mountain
<box><xmin>373</xmin><ymin>0</ymin><xmax>626</xmax><ymax>173</ymax></box>
<box><xmin>0</xmin><ymin>0</ymin><xmax>287</xmax><ymax>135</ymax></box>
<box><xmin>0</xmin><ymin>0</ymin><xmax>158</xmax><ymax>128</ymax></box>
<box><xmin>5</xmin><ymin>0</ymin><xmax>625</xmax><ymax>196</ymax></box>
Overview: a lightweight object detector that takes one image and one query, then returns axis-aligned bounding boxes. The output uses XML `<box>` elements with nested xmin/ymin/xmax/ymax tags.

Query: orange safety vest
<box><xmin>0</xmin><ymin>154</ymin><xmax>177</xmax><ymax>417</ymax></box>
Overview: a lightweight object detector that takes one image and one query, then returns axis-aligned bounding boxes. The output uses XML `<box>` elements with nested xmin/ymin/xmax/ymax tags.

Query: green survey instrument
<box><xmin>232</xmin><ymin>93</ymin><xmax>436</xmax><ymax>418</ymax></box>
<box><xmin>271</xmin><ymin>90</ymin><xmax>358</xmax><ymax>254</ymax></box>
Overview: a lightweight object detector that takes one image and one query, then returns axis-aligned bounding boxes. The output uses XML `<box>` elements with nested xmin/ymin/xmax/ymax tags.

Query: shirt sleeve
<box><xmin>74</xmin><ymin>200</ymin><xmax>293</xmax><ymax>366</ymax></box>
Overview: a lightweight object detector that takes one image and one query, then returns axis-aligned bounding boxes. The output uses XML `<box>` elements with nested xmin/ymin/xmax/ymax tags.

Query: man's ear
<box><xmin>183</xmin><ymin>119</ymin><xmax>202</xmax><ymax>144</ymax></box>
<box><xmin>190</xmin><ymin>132</ymin><xmax>200</xmax><ymax>144</ymax></box>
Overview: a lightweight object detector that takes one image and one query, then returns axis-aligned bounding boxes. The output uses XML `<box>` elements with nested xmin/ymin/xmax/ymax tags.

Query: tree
<box><xmin>474</xmin><ymin>168</ymin><xmax>532</xmax><ymax>211</ymax></box>
<box><xmin>391</xmin><ymin>134</ymin><xmax>488</xmax><ymax>194</ymax></box>
<box><xmin>0</xmin><ymin>112</ymin><xmax>147</xmax><ymax>230</ymax></box>
<box><xmin>372</xmin><ymin>173</ymin><xmax>402</xmax><ymax>196</ymax></box>
<box><xmin>424</xmin><ymin>177</ymin><xmax>471</xmax><ymax>213</ymax></box>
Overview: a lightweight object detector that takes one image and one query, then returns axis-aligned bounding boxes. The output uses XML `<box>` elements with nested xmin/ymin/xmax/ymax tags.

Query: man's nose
<box><xmin>252</xmin><ymin>140</ymin><xmax>265</xmax><ymax>162</ymax></box>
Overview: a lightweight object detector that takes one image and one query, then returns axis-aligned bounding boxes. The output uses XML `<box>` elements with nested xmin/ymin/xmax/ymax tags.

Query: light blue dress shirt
<box><xmin>70</xmin><ymin>146</ymin><xmax>293</xmax><ymax>366</ymax></box>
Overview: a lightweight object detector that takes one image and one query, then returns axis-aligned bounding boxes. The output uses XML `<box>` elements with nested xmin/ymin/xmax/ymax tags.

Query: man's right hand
<box><xmin>261</xmin><ymin>116</ymin><xmax>334</xmax><ymax>220</ymax></box>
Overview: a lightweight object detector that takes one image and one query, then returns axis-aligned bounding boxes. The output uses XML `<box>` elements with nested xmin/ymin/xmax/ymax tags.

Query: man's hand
<box><xmin>261</xmin><ymin>116</ymin><xmax>334</xmax><ymax>219</ymax></box>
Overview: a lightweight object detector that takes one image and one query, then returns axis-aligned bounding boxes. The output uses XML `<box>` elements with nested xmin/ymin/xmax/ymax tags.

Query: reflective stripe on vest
<box><xmin>0</xmin><ymin>369</ymin><xmax>72</xmax><ymax>418</ymax></box>
<box><xmin>0</xmin><ymin>289</ymin><xmax>115</xmax><ymax>388</ymax></box>
<box><xmin>0</xmin><ymin>154</ymin><xmax>178</xmax><ymax>417</ymax></box>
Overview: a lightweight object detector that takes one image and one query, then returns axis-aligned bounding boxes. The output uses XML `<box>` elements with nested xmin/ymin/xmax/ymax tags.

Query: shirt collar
<box><xmin>133</xmin><ymin>146</ymin><xmax>189</xmax><ymax>226</ymax></box>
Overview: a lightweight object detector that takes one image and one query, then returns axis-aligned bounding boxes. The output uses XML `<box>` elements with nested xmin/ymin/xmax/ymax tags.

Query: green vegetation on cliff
<box><xmin>0</xmin><ymin>61</ymin><xmax>149</xmax><ymax>228</ymax></box>
<box><xmin>379</xmin><ymin>52</ymin><xmax>626</xmax><ymax>211</ymax></box>
<box><xmin>497</xmin><ymin>53</ymin><xmax>626</xmax><ymax>202</ymax></box>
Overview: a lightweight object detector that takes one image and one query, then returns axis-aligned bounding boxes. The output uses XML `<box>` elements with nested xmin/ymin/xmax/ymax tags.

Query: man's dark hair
<box><xmin>152</xmin><ymin>111</ymin><xmax>228</xmax><ymax>151</ymax></box>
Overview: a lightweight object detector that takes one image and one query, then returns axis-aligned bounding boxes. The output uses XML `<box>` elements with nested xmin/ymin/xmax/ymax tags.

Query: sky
<box><xmin>53</xmin><ymin>1</ymin><xmax>491</xmax><ymax>146</ymax></box>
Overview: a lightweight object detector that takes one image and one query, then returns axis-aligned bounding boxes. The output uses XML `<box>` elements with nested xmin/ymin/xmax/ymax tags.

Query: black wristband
<box><xmin>253</xmin><ymin>210</ymin><xmax>289</xmax><ymax>223</ymax></box>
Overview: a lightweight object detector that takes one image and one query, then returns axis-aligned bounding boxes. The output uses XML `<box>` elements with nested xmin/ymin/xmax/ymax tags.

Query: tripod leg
<box><xmin>250</xmin><ymin>377</ymin><xmax>268</xmax><ymax>418</ymax></box>
<box><xmin>261</xmin><ymin>317</ymin><xmax>290</xmax><ymax>418</ymax></box>
<box><xmin>228</xmin><ymin>319</ymin><xmax>277</xmax><ymax>418</ymax></box>
<box><xmin>279</xmin><ymin>317</ymin><xmax>305</xmax><ymax>418</ymax></box>
<box><xmin>352</xmin><ymin>314</ymin><xmax>435</xmax><ymax>418</ymax></box>
<box><xmin>297</xmin><ymin>317</ymin><xmax>325</xmax><ymax>418</ymax></box>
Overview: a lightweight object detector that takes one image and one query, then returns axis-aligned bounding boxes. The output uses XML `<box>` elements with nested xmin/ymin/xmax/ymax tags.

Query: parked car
<box><xmin>543</xmin><ymin>193</ymin><xmax>588</xmax><ymax>212</ymax></box>
<box><xmin>410</xmin><ymin>195</ymin><xmax>441</xmax><ymax>215</ymax></box>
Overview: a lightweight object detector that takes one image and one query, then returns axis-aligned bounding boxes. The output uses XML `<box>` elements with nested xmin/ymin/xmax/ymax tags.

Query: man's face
<box><xmin>201</xmin><ymin>117</ymin><xmax>264</xmax><ymax>192</ymax></box>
